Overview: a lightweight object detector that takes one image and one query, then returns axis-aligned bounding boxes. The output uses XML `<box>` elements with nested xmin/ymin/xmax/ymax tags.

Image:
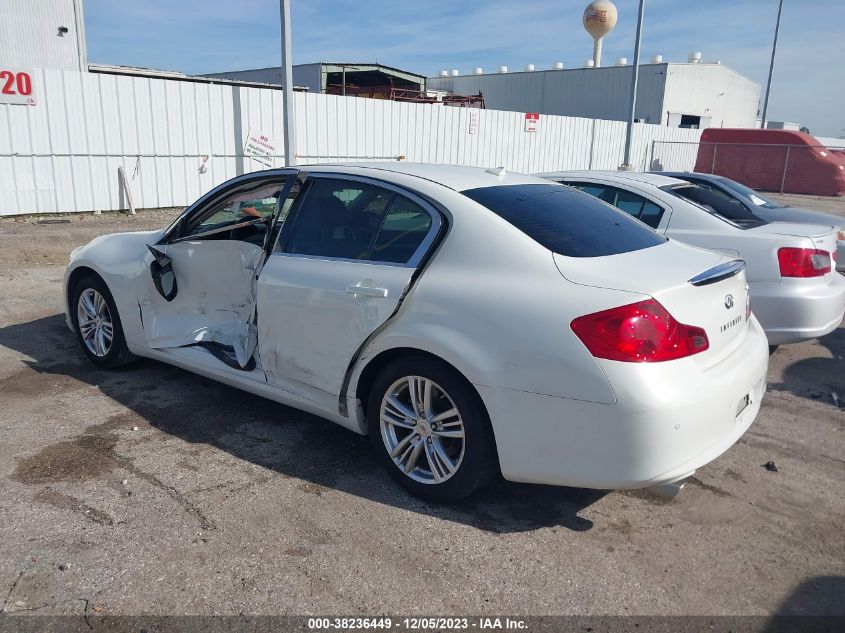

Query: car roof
<box><xmin>537</xmin><ymin>170</ymin><xmax>687</xmax><ymax>188</ymax></box>
<box><xmin>302</xmin><ymin>162</ymin><xmax>542</xmax><ymax>192</ymax></box>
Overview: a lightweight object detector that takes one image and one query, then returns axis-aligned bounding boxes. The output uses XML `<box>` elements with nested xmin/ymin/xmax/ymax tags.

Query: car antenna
<box><xmin>485</xmin><ymin>166</ymin><xmax>507</xmax><ymax>178</ymax></box>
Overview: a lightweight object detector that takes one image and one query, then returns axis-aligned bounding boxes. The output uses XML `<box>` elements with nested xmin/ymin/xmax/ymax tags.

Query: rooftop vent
<box><xmin>652</xmin><ymin>54</ymin><xmax>663</xmax><ymax>63</ymax></box>
<box><xmin>450</xmin><ymin>69</ymin><xmax>460</xmax><ymax>76</ymax></box>
<box><xmin>524</xmin><ymin>64</ymin><xmax>535</xmax><ymax>72</ymax></box>
<box><xmin>473</xmin><ymin>67</ymin><xmax>483</xmax><ymax>75</ymax></box>
<box><xmin>616</xmin><ymin>57</ymin><xmax>628</xmax><ymax>66</ymax></box>
<box><xmin>499</xmin><ymin>65</ymin><xmax>508</xmax><ymax>73</ymax></box>
<box><xmin>552</xmin><ymin>62</ymin><xmax>565</xmax><ymax>70</ymax></box>
<box><xmin>584</xmin><ymin>59</ymin><xmax>595</xmax><ymax>68</ymax></box>
<box><xmin>438</xmin><ymin>70</ymin><xmax>448</xmax><ymax>77</ymax></box>
<box><xmin>688</xmin><ymin>51</ymin><xmax>702</xmax><ymax>63</ymax></box>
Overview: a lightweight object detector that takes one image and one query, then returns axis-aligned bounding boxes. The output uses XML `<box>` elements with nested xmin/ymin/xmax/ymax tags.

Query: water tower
<box><xmin>583</xmin><ymin>1</ymin><xmax>618</xmax><ymax>67</ymax></box>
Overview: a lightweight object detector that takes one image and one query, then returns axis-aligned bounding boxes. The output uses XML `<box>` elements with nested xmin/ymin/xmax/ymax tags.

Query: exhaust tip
<box><xmin>646</xmin><ymin>478</ymin><xmax>687</xmax><ymax>500</ymax></box>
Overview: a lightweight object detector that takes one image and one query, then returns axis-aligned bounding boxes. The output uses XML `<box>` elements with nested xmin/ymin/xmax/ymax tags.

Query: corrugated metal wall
<box><xmin>0</xmin><ymin>0</ymin><xmax>86</xmax><ymax>71</ymax></box>
<box><xmin>0</xmin><ymin>68</ymin><xmax>703</xmax><ymax>216</ymax></box>
<box><xmin>428</xmin><ymin>65</ymin><xmax>669</xmax><ymax>125</ymax></box>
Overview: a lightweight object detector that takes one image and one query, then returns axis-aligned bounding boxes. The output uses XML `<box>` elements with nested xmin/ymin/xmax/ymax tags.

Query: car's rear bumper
<box><xmin>750</xmin><ymin>275</ymin><xmax>845</xmax><ymax>345</ymax></box>
<box><xmin>479</xmin><ymin>316</ymin><xmax>769</xmax><ymax>490</ymax></box>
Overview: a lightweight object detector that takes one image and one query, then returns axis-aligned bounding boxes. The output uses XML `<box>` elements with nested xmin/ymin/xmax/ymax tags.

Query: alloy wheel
<box><xmin>379</xmin><ymin>375</ymin><xmax>465</xmax><ymax>484</ymax></box>
<box><xmin>77</xmin><ymin>288</ymin><xmax>114</xmax><ymax>357</ymax></box>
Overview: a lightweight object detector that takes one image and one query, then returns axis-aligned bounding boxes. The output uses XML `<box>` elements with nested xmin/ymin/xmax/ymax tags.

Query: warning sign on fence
<box><xmin>243</xmin><ymin>129</ymin><xmax>279</xmax><ymax>166</ymax></box>
<box><xmin>468</xmin><ymin>110</ymin><xmax>479</xmax><ymax>135</ymax></box>
<box><xmin>524</xmin><ymin>113</ymin><xmax>540</xmax><ymax>132</ymax></box>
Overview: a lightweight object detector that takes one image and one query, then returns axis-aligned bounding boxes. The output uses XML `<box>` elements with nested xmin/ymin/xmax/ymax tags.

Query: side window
<box><xmin>184</xmin><ymin>181</ymin><xmax>282</xmax><ymax>238</ymax></box>
<box><xmin>371</xmin><ymin>195</ymin><xmax>433</xmax><ymax>264</ymax></box>
<box><xmin>568</xmin><ymin>182</ymin><xmax>613</xmax><ymax>203</ymax></box>
<box><xmin>283</xmin><ymin>178</ymin><xmax>433</xmax><ymax>264</ymax></box>
<box><xmin>284</xmin><ymin>179</ymin><xmax>394</xmax><ymax>260</ymax></box>
<box><xmin>277</xmin><ymin>179</ymin><xmax>302</xmax><ymax>224</ymax></box>
<box><xmin>639</xmin><ymin>201</ymin><xmax>664</xmax><ymax>229</ymax></box>
<box><xmin>615</xmin><ymin>190</ymin><xmax>647</xmax><ymax>218</ymax></box>
<box><xmin>268</xmin><ymin>178</ymin><xmax>303</xmax><ymax>249</ymax></box>
<box><xmin>574</xmin><ymin>184</ymin><xmax>606</xmax><ymax>198</ymax></box>
<box><xmin>603</xmin><ymin>187</ymin><xmax>665</xmax><ymax>229</ymax></box>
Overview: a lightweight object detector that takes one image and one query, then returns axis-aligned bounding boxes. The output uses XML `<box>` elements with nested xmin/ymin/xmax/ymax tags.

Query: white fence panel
<box><xmin>0</xmin><ymin>68</ymin><xmax>705</xmax><ymax>216</ymax></box>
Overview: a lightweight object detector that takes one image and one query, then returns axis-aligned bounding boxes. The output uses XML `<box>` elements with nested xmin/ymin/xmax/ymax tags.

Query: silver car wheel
<box><xmin>76</xmin><ymin>288</ymin><xmax>114</xmax><ymax>358</ymax></box>
<box><xmin>379</xmin><ymin>375</ymin><xmax>465</xmax><ymax>484</ymax></box>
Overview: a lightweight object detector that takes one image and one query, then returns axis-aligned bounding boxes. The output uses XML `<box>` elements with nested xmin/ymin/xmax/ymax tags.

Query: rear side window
<box><xmin>462</xmin><ymin>184</ymin><xmax>666</xmax><ymax>258</ymax></box>
<box><xmin>371</xmin><ymin>196</ymin><xmax>433</xmax><ymax>263</ymax></box>
<box><xmin>568</xmin><ymin>182</ymin><xmax>665</xmax><ymax>229</ymax></box>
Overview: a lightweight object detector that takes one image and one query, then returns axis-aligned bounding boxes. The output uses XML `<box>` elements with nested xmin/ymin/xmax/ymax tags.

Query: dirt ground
<box><xmin>0</xmin><ymin>195</ymin><xmax>844</xmax><ymax>618</ymax></box>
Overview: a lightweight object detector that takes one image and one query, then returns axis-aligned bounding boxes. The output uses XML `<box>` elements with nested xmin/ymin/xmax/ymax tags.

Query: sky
<box><xmin>83</xmin><ymin>0</ymin><xmax>844</xmax><ymax>137</ymax></box>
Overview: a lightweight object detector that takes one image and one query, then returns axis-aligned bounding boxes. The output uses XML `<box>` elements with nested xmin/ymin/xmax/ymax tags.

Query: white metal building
<box><xmin>0</xmin><ymin>0</ymin><xmax>87</xmax><ymax>71</ymax></box>
<box><xmin>428</xmin><ymin>61</ymin><xmax>761</xmax><ymax>129</ymax></box>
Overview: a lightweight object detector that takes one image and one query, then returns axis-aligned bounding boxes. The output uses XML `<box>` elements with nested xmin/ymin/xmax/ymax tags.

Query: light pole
<box><xmin>760</xmin><ymin>0</ymin><xmax>784</xmax><ymax>129</ymax></box>
<box><xmin>279</xmin><ymin>0</ymin><xmax>296</xmax><ymax>165</ymax></box>
<box><xmin>620</xmin><ymin>0</ymin><xmax>645</xmax><ymax>170</ymax></box>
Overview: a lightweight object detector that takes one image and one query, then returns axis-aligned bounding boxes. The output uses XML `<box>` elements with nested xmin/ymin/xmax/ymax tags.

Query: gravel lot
<box><xmin>1</xmin><ymin>195</ymin><xmax>844</xmax><ymax>618</ymax></box>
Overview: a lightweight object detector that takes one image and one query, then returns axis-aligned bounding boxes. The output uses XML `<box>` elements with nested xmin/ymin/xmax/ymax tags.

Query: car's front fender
<box><xmin>63</xmin><ymin>230</ymin><xmax>165</xmax><ymax>345</ymax></box>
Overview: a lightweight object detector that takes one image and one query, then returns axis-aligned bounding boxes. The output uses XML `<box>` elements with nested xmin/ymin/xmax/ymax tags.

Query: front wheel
<box><xmin>71</xmin><ymin>275</ymin><xmax>136</xmax><ymax>368</ymax></box>
<box><xmin>368</xmin><ymin>356</ymin><xmax>497</xmax><ymax>502</ymax></box>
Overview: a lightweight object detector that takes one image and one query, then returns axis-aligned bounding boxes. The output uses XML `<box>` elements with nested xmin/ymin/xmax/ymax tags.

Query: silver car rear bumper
<box><xmin>751</xmin><ymin>274</ymin><xmax>845</xmax><ymax>345</ymax></box>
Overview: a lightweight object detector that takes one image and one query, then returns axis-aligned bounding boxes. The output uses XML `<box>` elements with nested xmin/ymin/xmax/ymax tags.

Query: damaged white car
<box><xmin>64</xmin><ymin>164</ymin><xmax>768</xmax><ymax>501</ymax></box>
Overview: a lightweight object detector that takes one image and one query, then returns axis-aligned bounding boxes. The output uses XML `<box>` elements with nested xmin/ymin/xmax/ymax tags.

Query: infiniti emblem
<box><xmin>724</xmin><ymin>294</ymin><xmax>734</xmax><ymax>309</ymax></box>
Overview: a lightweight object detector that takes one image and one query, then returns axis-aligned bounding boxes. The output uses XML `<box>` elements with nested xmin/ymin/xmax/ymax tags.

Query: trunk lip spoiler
<box><xmin>688</xmin><ymin>259</ymin><xmax>746</xmax><ymax>286</ymax></box>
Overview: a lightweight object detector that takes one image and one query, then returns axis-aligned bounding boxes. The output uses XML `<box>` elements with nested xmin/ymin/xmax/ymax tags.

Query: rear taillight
<box><xmin>777</xmin><ymin>247</ymin><xmax>831</xmax><ymax>278</ymax></box>
<box><xmin>570</xmin><ymin>299</ymin><xmax>709</xmax><ymax>363</ymax></box>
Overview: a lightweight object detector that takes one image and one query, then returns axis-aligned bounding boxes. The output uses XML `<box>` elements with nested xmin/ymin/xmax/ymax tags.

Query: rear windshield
<box><xmin>664</xmin><ymin>184</ymin><xmax>766</xmax><ymax>229</ymax></box>
<box><xmin>717</xmin><ymin>177</ymin><xmax>784</xmax><ymax>209</ymax></box>
<box><xmin>462</xmin><ymin>184</ymin><xmax>667</xmax><ymax>257</ymax></box>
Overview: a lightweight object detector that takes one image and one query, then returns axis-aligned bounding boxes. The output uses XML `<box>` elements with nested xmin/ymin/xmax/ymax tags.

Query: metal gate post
<box><xmin>780</xmin><ymin>145</ymin><xmax>791</xmax><ymax>194</ymax></box>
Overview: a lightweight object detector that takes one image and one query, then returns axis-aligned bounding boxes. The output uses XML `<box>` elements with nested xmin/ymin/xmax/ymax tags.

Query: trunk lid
<box><xmin>554</xmin><ymin>240</ymin><xmax>751</xmax><ymax>363</ymax></box>
<box><xmin>748</xmin><ymin>222</ymin><xmax>838</xmax><ymax>275</ymax></box>
<box><xmin>748</xmin><ymin>221</ymin><xmax>837</xmax><ymax>251</ymax></box>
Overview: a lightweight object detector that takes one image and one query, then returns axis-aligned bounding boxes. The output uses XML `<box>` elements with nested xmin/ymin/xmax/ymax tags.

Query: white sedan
<box><xmin>64</xmin><ymin>164</ymin><xmax>768</xmax><ymax>501</ymax></box>
<box><xmin>538</xmin><ymin>171</ymin><xmax>845</xmax><ymax>347</ymax></box>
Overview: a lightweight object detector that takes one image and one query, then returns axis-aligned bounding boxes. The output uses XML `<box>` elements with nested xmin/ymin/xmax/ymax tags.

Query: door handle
<box><xmin>346</xmin><ymin>285</ymin><xmax>389</xmax><ymax>298</ymax></box>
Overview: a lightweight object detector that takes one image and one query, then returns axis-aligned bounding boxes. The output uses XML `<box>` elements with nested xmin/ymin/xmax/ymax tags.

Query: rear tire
<box><xmin>71</xmin><ymin>274</ymin><xmax>136</xmax><ymax>368</ymax></box>
<box><xmin>367</xmin><ymin>356</ymin><xmax>497</xmax><ymax>502</ymax></box>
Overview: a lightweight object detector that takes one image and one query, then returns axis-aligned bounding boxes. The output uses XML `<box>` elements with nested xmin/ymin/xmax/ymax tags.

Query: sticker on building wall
<box><xmin>243</xmin><ymin>130</ymin><xmax>279</xmax><ymax>166</ymax></box>
<box><xmin>524</xmin><ymin>112</ymin><xmax>540</xmax><ymax>132</ymax></box>
<box><xmin>468</xmin><ymin>110</ymin><xmax>479</xmax><ymax>135</ymax></box>
<box><xmin>0</xmin><ymin>69</ymin><xmax>36</xmax><ymax>105</ymax></box>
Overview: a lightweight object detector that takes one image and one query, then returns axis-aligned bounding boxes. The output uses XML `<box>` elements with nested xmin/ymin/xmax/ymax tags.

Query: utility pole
<box><xmin>620</xmin><ymin>0</ymin><xmax>645</xmax><ymax>170</ymax></box>
<box><xmin>279</xmin><ymin>0</ymin><xmax>296</xmax><ymax>165</ymax></box>
<box><xmin>760</xmin><ymin>0</ymin><xmax>784</xmax><ymax>129</ymax></box>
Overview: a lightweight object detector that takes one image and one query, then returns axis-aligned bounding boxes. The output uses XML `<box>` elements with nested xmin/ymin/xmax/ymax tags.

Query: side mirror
<box><xmin>147</xmin><ymin>245</ymin><xmax>178</xmax><ymax>301</ymax></box>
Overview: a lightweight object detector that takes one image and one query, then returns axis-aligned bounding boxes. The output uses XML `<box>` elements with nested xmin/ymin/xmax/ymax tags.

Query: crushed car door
<box><xmin>256</xmin><ymin>174</ymin><xmax>442</xmax><ymax>402</ymax></box>
<box><xmin>141</xmin><ymin>171</ymin><xmax>296</xmax><ymax>368</ymax></box>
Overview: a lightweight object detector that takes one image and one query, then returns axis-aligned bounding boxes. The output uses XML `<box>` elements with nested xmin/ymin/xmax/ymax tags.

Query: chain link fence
<box><xmin>651</xmin><ymin>141</ymin><xmax>845</xmax><ymax>196</ymax></box>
